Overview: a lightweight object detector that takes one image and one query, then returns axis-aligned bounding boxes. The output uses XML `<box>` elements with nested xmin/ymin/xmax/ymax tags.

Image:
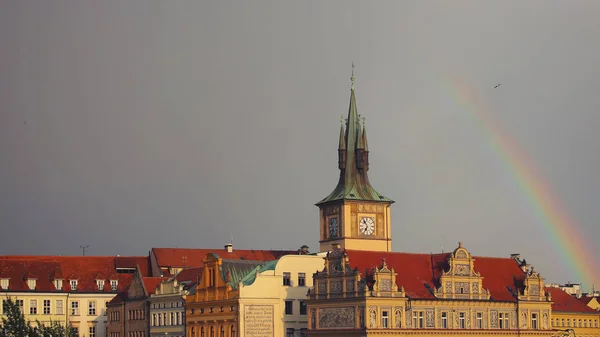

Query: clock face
<box><xmin>328</xmin><ymin>218</ymin><xmax>339</xmax><ymax>238</ymax></box>
<box><xmin>359</xmin><ymin>217</ymin><xmax>375</xmax><ymax>235</ymax></box>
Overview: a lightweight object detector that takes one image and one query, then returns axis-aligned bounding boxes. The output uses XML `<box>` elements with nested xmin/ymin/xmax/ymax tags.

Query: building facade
<box><xmin>149</xmin><ymin>267</ymin><xmax>201</xmax><ymax>337</ymax></box>
<box><xmin>0</xmin><ymin>256</ymin><xmax>147</xmax><ymax>337</ymax></box>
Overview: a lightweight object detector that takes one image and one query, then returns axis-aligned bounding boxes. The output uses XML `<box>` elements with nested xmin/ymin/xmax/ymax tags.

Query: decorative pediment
<box><xmin>371</xmin><ymin>258</ymin><xmax>404</xmax><ymax>297</ymax></box>
<box><xmin>435</xmin><ymin>242</ymin><xmax>490</xmax><ymax>300</ymax></box>
<box><xmin>520</xmin><ymin>265</ymin><xmax>549</xmax><ymax>301</ymax></box>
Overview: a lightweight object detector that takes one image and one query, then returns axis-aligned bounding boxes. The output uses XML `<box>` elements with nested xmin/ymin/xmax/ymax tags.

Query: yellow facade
<box><xmin>68</xmin><ymin>293</ymin><xmax>115</xmax><ymax>337</ymax></box>
<box><xmin>0</xmin><ymin>292</ymin><xmax>69</xmax><ymax>327</ymax></box>
<box><xmin>551</xmin><ymin>312</ymin><xmax>600</xmax><ymax>337</ymax></box>
<box><xmin>584</xmin><ymin>297</ymin><xmax>600</xmax><ymax>311</ymax></box>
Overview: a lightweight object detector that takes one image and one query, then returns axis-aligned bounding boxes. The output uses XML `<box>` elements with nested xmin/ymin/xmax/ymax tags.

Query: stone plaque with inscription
<box><xmin>319</xmin><ymin>307</ymin><xmax>356</xmax><ymax>329</ymax></box>
<box><xmin>244</xmin><ymin>305</ymin><xmax>274</xmax><ymax>337</ymax></box>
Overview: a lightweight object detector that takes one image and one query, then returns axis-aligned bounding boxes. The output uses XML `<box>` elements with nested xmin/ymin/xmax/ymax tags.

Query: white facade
<box><xmin>238</xmin><ymin>254</ymin><xmax>325</xmax><ymax>337</ymax></box>
<box><xmin>149</xmin><ymin>278</ymin><xmax>189</xmax><ymax>337</ymax></box>
<box><xmin>68</xmin><ymin>293</ymin><xmax>118</xmax><ymax>337</ymax></box>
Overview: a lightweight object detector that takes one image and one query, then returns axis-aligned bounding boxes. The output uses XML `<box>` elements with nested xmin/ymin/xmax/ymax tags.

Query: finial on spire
<box><xmin>340</xmin><ymin>115</ymin><xmax>346</xmax><ymax>126</ymax></box>
<box><xmin>351</xmin><ymin>62</ymin><xmax>355</xmax><ymax>90</ymax></box>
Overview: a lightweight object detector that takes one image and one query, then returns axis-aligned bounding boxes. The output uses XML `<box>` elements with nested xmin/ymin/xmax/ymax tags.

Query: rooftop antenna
<box><xmin>80</xmin><ymin>245</ymin><xmax>89</xmax><ymax>256</ymax></box>
<box><xmin>441</xmin><ymin>235</ymin><xmax>444</xmax><ymax>253</ymax></box>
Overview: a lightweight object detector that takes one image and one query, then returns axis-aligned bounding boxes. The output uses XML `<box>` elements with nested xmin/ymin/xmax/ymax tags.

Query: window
<box><xmin>299</xmin><ymin>301</ymin><xmax>307</xmax><ymax>315</ymax></box>
<box><xmin>283</xmin><ymin>272</ymin><xmax>291</xmax><ymax>286</ymax></box>
<box><xmin>210</xmin><ymin>326</ymin><xmax>215</xmax><ymax>337</ymax></box>
<box><xmin>562</xmin><ymin>319</ymin><xmax>565</xmax><ymax>327</ymax></box>
<box><xmin>71</xmin><ymin>301</ymin><xmax>79</xmax><ymax>315</ymax></box>
<box><xmin>110</xmin><ymin>280</ymin><xmax>118</xmax><ymax>291</ymax></box>
<box><xmin>441</xmin><ymin>312</ymin><xmax>448</xmax><ymax>328</ymax></box>
<box><xmin>43</xmin><ymin>300</ymin><xmax>51</xmax><ymax>314</ymax></box>
<box><xmin>55</xmin><ymin>279</ymin><xmax>62</xmax><ymax>290</ymax></box>
<box><xmin>152</xmin><ymin>314</ymin><xmax>156</xmax><ymax>326</ymax></box>
<box><xmin>97</xmin><ymin>280</ymin><xmax>105</xmax><ymax>290</ymax></box>
<box><xmin>286</xmin><ymin>328</ymin><xmax>294</xmax><ymax>337</ymax></box>
<box><xmin>70</xmin><ymin>280</ymin><xmax>78</xmax><ymax>291</ymax></box>
<box><xmin>176</xmin><ymin>312</ymin><xmax>181</xmax><ymax>325</ymax></box>
<box><xmin>531</xmin><ymin>313</ymin><xmax>538</xmax><ymax>329</ymax></box>
<box><xmin>412</xmin><ymin>311</ymin><xmax>424</xmax><ymax>328</ymax></box>
<box><xmin>200</xmin><ymin>327</ymin><xmax>204</xmax><ymax>337</ymax></box>
<box><xmin>285</xmin><ymin>301</ymin><xmax>293</xmax><ymax>315</ymax></box>
<box><xmin>459</xmin><ymin>312</ymin><xmax>466</xmax><ymax>329</ymax></box>
<box><xmin>381</xmin><ymin>310</ymin><xmax>389</xmax><ymax>328</ymax></box>
<box><xmin>0</xmin><ymin>278</ymin><xmax>8</xmax><ymax>289</ymax></box>
<box><xmin>56</xmin><ymin>300</ymin><xmax>64</xmax><ymax>315</ymax></box>
<box><xmin>89</xmin><ymin>301</ymin><xmax>96</xmax><ymax>316</ymax></box>
<box><xmin>27</xmin><ymin>279</ymin><xmax>36</xmax><ymax>290</ymax></box>
<box><xmin>230</xmin><ymin>325</ymin><xmax>235</xmax><ymax>337</ymax></box>
<box><xmin>163</xmin><ymin>313</ymin><xmax>167</xmax><ymax>325</ymax></box>
<box><xmin>2</xmin><ymin>300</ymin><xmax>7</xmax><ymax>313</ymax></box>
<box><xmin>220</xmin><ymin>325</ymin><xmax>225</xmax><ymax>337</ymax></box>
<box><xmin>476</xmin><ymin>312</ymin><xmax>483</xmax><ymax>328</ymax></box>
<box><xmin>298</xmin><ymin>273</ymin><xmax>306</xmax><ymax>286</ymax></box>
<box><xmin>499</xmin><ymin>313</ymin><xmax>509</xmax><ymax>329</ymax></box>
<box><xmin>170</xmin><ymin>312</ymin><xmax>174</xmax><ymax>325</ymax></box>
<box><xmin>158</xmin><ymin>313</ymin><xmax>162</xmax><ymax>326</ymax></box>
<box><xmin>29</xmin><ymin>299</ymin><xmax>37</xmax><ymax>314</ymax></box>
<box><xmin>90</xmin><ymin>326</ymin><xmax>96</xmax><ymax>337</ymax></box>
<box><xmin>16</xmin><ymin>299</ymin><xmax>24</xmax><ymax>313</ymax></box>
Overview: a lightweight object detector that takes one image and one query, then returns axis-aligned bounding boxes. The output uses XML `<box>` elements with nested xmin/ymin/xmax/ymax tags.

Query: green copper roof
<box><xmin>237</xmin><ymin>259</ymin><xmax>279</xmax><ymax>288</ymax></box>
<box><xmin>219</xmin><ymin>259</ymin><xmax>266</xmax><ymax>290</ymax></box>
<box><xmin>317</xmin><ymin>82</ymin><xmax>394</xmax><ymax>205</ymax></box>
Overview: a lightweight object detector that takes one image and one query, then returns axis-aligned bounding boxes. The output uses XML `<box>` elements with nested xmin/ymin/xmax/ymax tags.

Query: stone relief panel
<box><xmin>318</xmin><ymin>307</ymin><xmax>355</xmax><ymax>329</ymax></box>
<box><xmin>368</xmin><ymin>307</ymin><xmax>377</xmax><ymax>328</ymax></box>
<box><xmin>445</xmin><ymin>281</ymin><xmax>452</xmax><ymax>293</ymax></box>
<box><xmin>542</xmin><ymin>311</ymin><xmax>549</xmax><ymax>329</ymax></box>
<box><xmin>405</xmin><ymin>309</ymin><xmax>412</xmax><ymax>328</ymax></box>
<box><xmin>455</xmin><ymin>264</ymin><xmax>470</xmax><ymax>275</ymax></box>
<box><xmin>490</xmin><ymin>310</ymin><xmax>498</xmax><ymax>328</ymax></box>
<box><xmin>310</xmin><ymin>308</ymin><xmax>316</xmax><ymax>329</ymax></box>
<box><xmin>330</xmin><ymin>280</ymin><xmax>343</xmax><ymax>293</ymax></box>
<box><xmin>510</xmin><ymin>311</ymin><xmax>517</xmax><ymax>329</ymax></box>
<box><xmin>529</xmin><ymin>284</ymin><xmax>540</xmax><ymax>296</ymax></box>
<box><xmin>379</xmin><ymin>279</ymin><xmax>392</xmax><ymax>291</ymax></box>
<box><xmin>466</xmin><ymin>308</ymin><xmax>471</xmax><ymax>328</ymax></box>
<box><xmin>426</xmin><ymin>308</ymin><xmax>435</xmax><ymax>328</ymax></box>
<box><xmin>346</xmin><ymin>279</ymin><xmax>355</xmax><ymax>293</ymax></box>
<box><xmin>520</xmin><ymin>311</ymin><xmax>528</xmax><ymax>329</ymax></box>
<box><xmin>394</xmin><ymin>307</ymin><xmax>402</xmax><ymax>328</ymax></box>
<box><xmin>244</xmin><ymin>305</ymin><xmax>274</xmax><ymax>337</ymax></box>
<box><xmin>472</xmin><ymin>282</ymin><xmax>479</xmax><ymax>294</ymax></box>
<box><xmin>317</xmin><ymin>281</ymin><xmax>327</xmax><ymax>295</ymax></box>
<box><xmin>455</xmin><ymin>282</ymin><xmax>470</xmax><ymax>294</ymax></box>
<box><xmin>456</xmin><ymin>250</ymin><xmax>468</xmax><ymax>258</ymax></box>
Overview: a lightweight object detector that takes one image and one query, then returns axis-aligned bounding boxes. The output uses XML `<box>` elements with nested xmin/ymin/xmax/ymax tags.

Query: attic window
<box><xmin>27</xmin><ymin>279</ymin><xmax>37</xmax><ymax>290</ymax></box>
<box><xmin>379</xmin><ymin>196</ymin><xmax>385</xmax><ymax>199</ymax></box>
<box><xmin>110</xmin><ymin>280</ymin><xmax>118</xmax><ymax>291</ymax></box>
<box><xmin>70</xmin><ymin>280</ymin><xmax>78</xmax><ymax>291</ymax></box>
<box><xmin>349</xmin><ymin>194</ymin><xmax>356</xmax><ymax>197</ymax></box>
<box><xmin>97</xmin><ymin>280</ymin><xmax>105</xmax><ymax>290</ymax></box>
<box><xmin>55</xmin><ymin>279</ymin><xmax>63</xmax><ymax>290</ymax></box>
<box><xmin>0</xmin><ymin>278</ymin><xmax>9</xmax><ymax>289</ymax></box>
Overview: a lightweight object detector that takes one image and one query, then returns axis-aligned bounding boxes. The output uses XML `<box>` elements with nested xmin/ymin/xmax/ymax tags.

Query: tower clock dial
<box><xmin>328</xmin><ymin>217</ymin><xmax>339</xmax><ymax>238</ymax></box>
<box><xmin>359</xmin><ymin>217</ymin><xmax>375</xmax><ymax>235</ymax></box>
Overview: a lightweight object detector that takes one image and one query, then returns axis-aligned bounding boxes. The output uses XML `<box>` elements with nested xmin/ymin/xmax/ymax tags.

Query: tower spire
<box><xmin>316</xmin><ymin>69</ymin><xmax>393</xmax><ymax>206</ymax></box>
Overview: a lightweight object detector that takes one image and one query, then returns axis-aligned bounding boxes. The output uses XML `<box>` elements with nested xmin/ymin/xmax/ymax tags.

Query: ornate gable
<box><xmin>435</xmin><ymin>242</ymin><xmax>490</xmax><ymax>300</ymax></box>
<box><xmin>310</xmin><ymin>244</ymin><xmax>364</xmax><ymax>300</ymax></box>
<box><xmin>519</xmin><ymin>266</ymin><xmax>550</xmax><ymax>302</ymax></box>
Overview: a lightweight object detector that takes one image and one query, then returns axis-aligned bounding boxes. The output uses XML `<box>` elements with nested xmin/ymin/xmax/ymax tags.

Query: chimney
<box><xmin>224</xmin><ymin>243</ymin><xmax>233</xmax><ymax>253</ymax></box>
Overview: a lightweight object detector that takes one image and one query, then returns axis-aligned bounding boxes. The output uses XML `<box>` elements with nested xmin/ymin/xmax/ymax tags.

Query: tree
<box><xmin>0</xmin><ymin>298</ymin><xmax>76</xmax><ymax>337</ymax></box>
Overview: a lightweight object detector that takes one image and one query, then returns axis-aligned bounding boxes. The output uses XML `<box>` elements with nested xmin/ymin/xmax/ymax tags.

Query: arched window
<box><xmin>230</xmin><ymin>324</ymin><xmax>235</xmax><ymax>337</ymax></box>
<box><xmin>191</xmin><ymin>327</ymin><xmax>195</xmax><ymax>337</ymax></box>
<box><xmin>220</xmin><ymin>326</ymin><xmax>224</xmax><ymax>337</ymax></box>
<box><xmin>200</xmin><ymin>327</ymin><xmax>205</xmax><ymax>337</ymax></box>
<box><xmin>210</xmin><ymin>326</ymin><xmax>215</xmax><ymax>337</ymax></box>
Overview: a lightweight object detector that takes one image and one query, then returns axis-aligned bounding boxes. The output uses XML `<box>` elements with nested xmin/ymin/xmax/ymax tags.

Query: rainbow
<box><xmin>444</xmin><ymin>76</ymin><xmax>598</xmax><ymax>289</ymax></box>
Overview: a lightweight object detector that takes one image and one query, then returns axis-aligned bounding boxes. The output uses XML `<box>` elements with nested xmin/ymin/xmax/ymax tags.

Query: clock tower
<box><xmin>316</xmin><ymin>70</ymin><xmax>394</xmax><ymax>252</ymax></box>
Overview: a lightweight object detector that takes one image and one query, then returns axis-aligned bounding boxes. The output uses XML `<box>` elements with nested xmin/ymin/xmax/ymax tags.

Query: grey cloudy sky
<box><xmin>1</xmin><ymin>0</ymin><xmax>599</xmax><ymax>288</ymax></box>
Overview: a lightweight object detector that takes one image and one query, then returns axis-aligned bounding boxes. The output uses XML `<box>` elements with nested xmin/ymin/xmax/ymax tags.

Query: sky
<box><xmin>1</xmin><ymin>1</ymin><xmax>599</xmax><ymax>289</ymax></box>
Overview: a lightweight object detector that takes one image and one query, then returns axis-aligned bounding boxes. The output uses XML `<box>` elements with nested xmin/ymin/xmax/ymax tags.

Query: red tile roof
<box><xmin>142</xmin><ymin>277</ymin><xmax>167</xmax><ymax>295</ymax></box>
<box><xmin>151</xmin><ymin>248</ymin><xmax>296</xmax><ymax>268</ymax></box>
<box><xmin>546</xmin><ymin>287</ymin><xmax>599</xmax><ymax>313</ymax></box>
<box><xmin>0</xmin><ymin>256</ymin><xmax>148</xmax><ymax>293</ymax></box>
<box><xmin>344</xmin><ymin>250</ymin><xmax>526</xmax><ymax>301</ymax></box>
<box><xmin>576</xmin><ymin>296</ymin><xmax>597</xmax><ymax>306</ymax></box>
<box><xmin>174</xmin><ymin>267</ymin><xmax>203</xmax><ymax>284</ymax></box>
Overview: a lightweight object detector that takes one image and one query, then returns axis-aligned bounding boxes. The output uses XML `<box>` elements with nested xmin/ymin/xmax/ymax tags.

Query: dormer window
<box><xmin>1</xmin><ymin>278</ymin><xmax>9</xmax><ymax>289</ymax></box>
<box><xmin>54</xmin><ymin>279</ymin><xmax>63</xmax><ymax>290</ymax></box>
<box><xmin>97</xmin><ymin>280</ymin><xmax>105</xmax><ymax>290</ymax></box>
<box><xmin>110</xmin><ymin>280</ymin><xmax>118</xmax><ymax>291</ymax></box>
<box><xmin>70</xmin><ymin>280</ymin><xmax>78</xmax><ymax>291</ymax></box>
<box><xmin>27</xmin><ymin>279</ymin><xmax>37</xmax><ymax>290</ymax></box>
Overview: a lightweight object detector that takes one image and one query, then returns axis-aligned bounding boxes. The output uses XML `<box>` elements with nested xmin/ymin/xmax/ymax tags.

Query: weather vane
<box><xmin>351</xmin><ymin>62</ymin><xmax>355</xmax><ymax>90</ymax></box>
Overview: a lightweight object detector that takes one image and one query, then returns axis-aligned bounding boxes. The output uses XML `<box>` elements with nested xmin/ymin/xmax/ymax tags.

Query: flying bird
<box><xmin>494</xmin><ymin>84</ymin><xmax>501</xmax><ymax>89</ymax></box>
